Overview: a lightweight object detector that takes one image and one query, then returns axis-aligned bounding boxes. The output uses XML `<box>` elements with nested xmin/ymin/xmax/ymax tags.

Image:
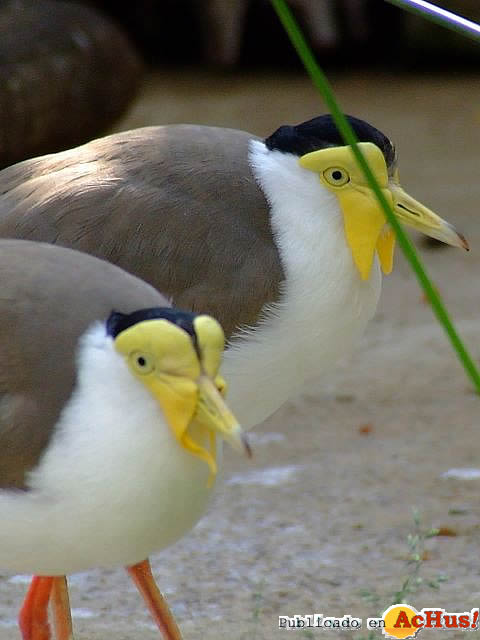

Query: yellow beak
<box><xmin>389</xmin><ymin>178</ymin><xmax>469</xmax><ymax>251</ymax></box>
<box><xmin>195</xmin><ymin>374</ymin><xmax>251</xmax><ymax>457</ymax></box>
<box><xmin>156</xmin><ymin>370</ymin><xmax>251</xmax><ymax>480</ymax></box>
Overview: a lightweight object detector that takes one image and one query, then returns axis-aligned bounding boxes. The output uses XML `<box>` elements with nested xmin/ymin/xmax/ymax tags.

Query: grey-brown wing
<box><xmin>0</xmin><ymin>125</ymin><xmax>284</xmax><ymax>339</ymax></box>
<box><xmin>0</xmin><ymin>240</ymin><xmax>166</xmax><ymax>488</ymax></box>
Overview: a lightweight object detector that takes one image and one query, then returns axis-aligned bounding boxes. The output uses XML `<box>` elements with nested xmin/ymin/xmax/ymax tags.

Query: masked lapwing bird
<box><xmin>0</xmin><ymin>239</ymin><xmax>249</xmax><ymax>640</ymax></box>
<box><xmin>0</xmin><ymin>115</ymin><xmax>468</xmax><ymax>428</ymax></box>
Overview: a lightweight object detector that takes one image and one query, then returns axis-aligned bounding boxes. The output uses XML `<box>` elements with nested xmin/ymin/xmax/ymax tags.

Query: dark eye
<box><xmin>323</xmin><ymin>167</ymin><xmax>349</xmax><ymax>186</ymax></box>
<box><xmin>129</xmin><ymin>352</ymin><xmax>155</xmax><ymax>374</ymax></box>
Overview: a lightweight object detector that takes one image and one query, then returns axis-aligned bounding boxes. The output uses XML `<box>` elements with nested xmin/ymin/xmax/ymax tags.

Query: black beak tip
<box><xmin>460</xmin><ymin>233</ymin><xmax>470</xmax><ymax>251</ymax></box>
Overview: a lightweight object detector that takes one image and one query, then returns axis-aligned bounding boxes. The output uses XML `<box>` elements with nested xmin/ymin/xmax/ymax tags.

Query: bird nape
<box><xmin>0</xmin><ymin>240</ymin><xmax>250</xmax><ymax>640</ymax></box>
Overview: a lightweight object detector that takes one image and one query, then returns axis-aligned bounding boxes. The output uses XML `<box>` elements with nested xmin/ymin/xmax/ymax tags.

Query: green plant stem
<box><xmin>270</xmin><ymin>0</ymin><xmax>480</xmax><ymax>393</ymax></box>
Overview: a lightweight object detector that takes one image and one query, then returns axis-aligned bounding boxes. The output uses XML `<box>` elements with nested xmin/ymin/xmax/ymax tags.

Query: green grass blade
<box><xmin>270</xmin><ymin>0</ymin><xmax>480</xmax><ymax>392</ymax></box>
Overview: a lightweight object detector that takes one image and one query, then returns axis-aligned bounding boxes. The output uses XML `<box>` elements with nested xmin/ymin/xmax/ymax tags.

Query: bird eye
<box><xmin>323</xmin><ymin>167</ymin><xmax>349</xmax><ymax>186</ymax></box>
<box><xmin>130</xmin><ymin>351</ymin><xmax>155</xmax><ymax>375</ymax></box>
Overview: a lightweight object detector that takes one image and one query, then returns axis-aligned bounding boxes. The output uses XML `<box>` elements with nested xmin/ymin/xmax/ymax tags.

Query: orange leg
<box><xmin>126</xmin><ymin>559</ymin><xmax>182</xmax><ymax>640</ymax></box>
<box><xmin>19</xmin><ymin>576</ymin><xmax>54</xmax><ymax>640</ymax></box>
<box><xmin>51</xmin><ymin>577</ymin><xmax>73</xmax><ymax>640</ymax></box>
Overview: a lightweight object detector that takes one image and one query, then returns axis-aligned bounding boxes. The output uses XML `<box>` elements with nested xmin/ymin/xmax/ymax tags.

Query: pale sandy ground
<box><xmin>1</xmin><ymin>70</ymin><xmax>480</xmax><ymax>639</ymax></box>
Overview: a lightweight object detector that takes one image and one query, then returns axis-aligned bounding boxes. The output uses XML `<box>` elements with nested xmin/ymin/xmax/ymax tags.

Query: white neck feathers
<box><xmin>221</xmin><ymin>140</ymin><xmax>381</xmax><ymax>428</ymax></box>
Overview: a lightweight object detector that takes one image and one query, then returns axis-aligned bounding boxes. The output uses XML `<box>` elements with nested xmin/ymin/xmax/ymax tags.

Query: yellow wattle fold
<box><xmin>376</xmin><ymin>227</ymin><xmax>396</xmax><ymax>275</ymax></box>
<box><xmin>339</xmin><ymin>190</ymin><xmax>386</xmax><ymax>280</ymax></box>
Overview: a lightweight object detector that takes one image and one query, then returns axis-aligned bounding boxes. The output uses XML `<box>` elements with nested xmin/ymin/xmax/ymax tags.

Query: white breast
<box><xmin>221</xmin><ymin>141</ymin><xmax>382</xmax><ymax>428</ymax></box>
<box><xmin>0</xmin><ymin>325</ymin><xmax>218</xmax><ymax>575</ymax></box>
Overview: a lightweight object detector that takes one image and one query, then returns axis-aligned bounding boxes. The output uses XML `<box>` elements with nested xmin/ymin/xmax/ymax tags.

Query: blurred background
<box><xmin>1</xmin><ymin>2</ymin><xmax>480</xmax><ymax>639</ymax></box>
<box><xmin>89</xmin><ymin>0</ymin><xmax>480</xmax><ymax>69</ymax></box>
<box><xmin>1</xmin><ymin>0</ymin><xmax>480</xmax><ymax>166</ymax></box>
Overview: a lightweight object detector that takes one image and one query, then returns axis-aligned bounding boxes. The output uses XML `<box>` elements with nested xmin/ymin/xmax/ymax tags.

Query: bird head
<box><xmin>108</xmin><ymin>308</ymin><xmax>250</xmax><ymax>479</ymax></box>
<box><xmin>266</xmin><ymin>115</ymin><xmax>468</xmax><ymax>281</ymax></box>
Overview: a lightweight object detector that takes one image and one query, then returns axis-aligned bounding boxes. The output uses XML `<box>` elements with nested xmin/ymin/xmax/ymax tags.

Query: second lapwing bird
<box><xmin>0</xmin><ymin>239</ymin><xmax>249</xmax><ymax>640</ymax></box>
<box><xmin>0</xmin><ymin>115</ymin><xmax>468</xmax><ymax>427</ymax></box>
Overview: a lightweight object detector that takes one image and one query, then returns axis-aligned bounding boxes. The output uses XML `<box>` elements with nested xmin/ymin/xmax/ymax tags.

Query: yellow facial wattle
<box><xmin>299</xmin><ymin>141</ymin><xmax>467</xmax><ymax>280</ymax></box>
<box><xmin>113</xmin><ymin>315</ymin><xmax>248</xmax><ymax>483</ymax></box>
